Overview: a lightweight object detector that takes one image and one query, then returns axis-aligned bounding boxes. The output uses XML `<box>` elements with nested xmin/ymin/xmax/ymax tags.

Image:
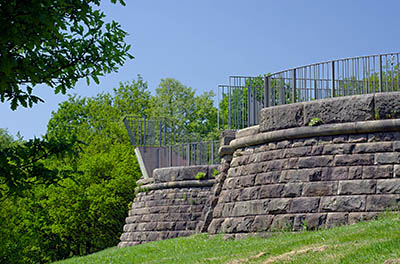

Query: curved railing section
<box><xmin>218</xmin><ymin>52</ymin><xmax>400</xmax><ymax>129</ymax></box>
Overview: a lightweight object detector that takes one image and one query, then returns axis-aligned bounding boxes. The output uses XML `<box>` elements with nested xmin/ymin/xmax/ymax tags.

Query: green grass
<box><xmin>55</xmin><ymin>212</ymin><xmax>400</xmax><ymax>264</ymax></box>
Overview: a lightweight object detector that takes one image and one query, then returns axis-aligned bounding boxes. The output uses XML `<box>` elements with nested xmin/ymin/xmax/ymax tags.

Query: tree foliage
<box><xmin>150</xmin><ymin>78</ymin><xmax>218</xmax><ymax>141</ymax></box>
<box><xmin>0</xmin><ymin>0</ymin><xmax>133</xmax><ymax>109</ymax></box>
<box><xmin>0</xmin><ymin>76</ymin><xmax>219</xmax><ymax>263</ymax></box>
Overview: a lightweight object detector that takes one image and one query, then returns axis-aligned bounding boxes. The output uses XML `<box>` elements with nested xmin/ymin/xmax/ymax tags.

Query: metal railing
<box><xmin>266</xmin><ymin>52</ymin><xmax>400</xmax><ymax>106</ymax></box>
<box><xmin>159</xmin><ymin>140</ymin><xmax>220</xmax><ymax>167</ymax></box>
<box><xmin>218</xmin><ymin>52</ymin><xmax>400</xmax><ymax>129</ymax></box>
<box><xmin>218</xmin><ymin>76</ymin><xmax>264</xmax><ymax>130</ymax></box>
<box><xmin>123</xmin><ymin>116</ymin><xmax>220</xmax><ymax>175</ymax></box>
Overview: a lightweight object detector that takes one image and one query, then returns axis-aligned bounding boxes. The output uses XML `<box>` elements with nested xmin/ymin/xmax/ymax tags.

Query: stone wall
<box><xmin>207</xmin><ymin>93</ymin><xmax>400</xmax><ymax>237</ymax></box>
<box><xmin>118</xmin><ymin>165</ymin><xmax>217</xmax><ymax>247</ymax></box>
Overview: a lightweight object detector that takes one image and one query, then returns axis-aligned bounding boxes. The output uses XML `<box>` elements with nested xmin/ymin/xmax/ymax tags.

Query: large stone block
<box><xmin>302</xmin><ymin>213</ymin><xmax>327</xmax><ymax>230</ymax></box>
<box><xmin>280</xmin><ymin>168</ymin><xmax>321</xmax><ymax>182</ymax></box>
<box><xmin>260</xmin><ymin>103</ymin><xmax>304</xmax><ymax>132</ymax></box>
<box><xmin>298</xmin><ymin>156</ymin><xmax>333</xmax><ymax>168</ymax></box>
<box><xmin>282</xmin><ymin>183</ymin><xmax>303</xmax><ymax>197</ymax></box>
<box><xmin>353</xmin><ymin>142</ymin><xmax>393</xmax><ymax>154</ymax></box>
<box><xmin>303</xmin><ymin>94</ymin><xmax>375</xmax><ymax>125</ymax></box>
<box><xmin>255</xmin><ymin>171</ymin><xmax>281</xmax><ymax>185</ymax></box>
<box><xmin>259</xmin><ymin>184</ymin><xmax>284</xmax><ymax>198</ymax></box>
<box><xmin>302</xmin><ymin>181</ymin><xmax>338</xmax><ymax>196</ymax></box>
<box><xmin>375</xmin><ymin>153</ymin><xmax>400</xmax><ymax>165</ymax></box>
<box><xmin>325</xmin><ymin>213</ymin><xmax>348</xmax><ymax>228</ymax></box>
<box><xmin>270</xmin><ymin>214</ymin><xmax>295</xmax><ymax>231</ymax></box>
<box><xmin>320</xmin><ymin>195</ymin><xmax>366</xmax><ymax>212</ymax></box>
<box><xmin>323</xmin><ymin>167</ymin><xmax>348</xmax><ymax>181</ymax></box>
<box><xmin>265</xmin><ymin>198</ymin><xmax>291</xmax><ymax>214</ymax></box>
<box><xmin>366</xmin><ymin>194</ymin><xmax>400</xmax><ymax>211</ymax></box>
<box><xmin>362</xmin><ymin>165</ymin><xmax>393</xmax><ymax>179</ymax></box>
<box><xmin>289</xmin><ymin>197</ymin><xmax>320</xmax><ymax>213</ymax></box>
<box><xmin>283</xmin><ymin>146</ymin><xmax>312</xmax><ymax>158</ymax></box>
<box><xmin>374</xmin><ymin>92</ymin><xmax>400</xmax><ymax>119</ymax></box>
<box><xmin>334</xmin><ymin>154</ymin><xmax>374</xmax><ymax>166</ymax></box>
<box><xmin>377</xmin><ymin>179</ymin><xmax>400</xmax><ymax>194</ymax></box>
<box><xmin>322</xmin><ymin>143</ymin><xmax>354</xmax><ymax>155</ymax></box>
<box><xmin>252</xmin><ymin>215</ymin><xmax>274</xmax><ymax>232</ymax></box>
<box><xmin>338</xmin><ymin>180</ymin><xmax>376</xmax><ymax>195</ymax></box>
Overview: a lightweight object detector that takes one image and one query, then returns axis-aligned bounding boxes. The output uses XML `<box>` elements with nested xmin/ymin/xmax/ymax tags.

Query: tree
<box><xmin>0</xmin><ymin>128</ymin><xmax>14</xmax><ymax>150</ymax></box>
<box><xmin>150</xmin><ymin>78</ymin><xmax>218</xmax><ymax>141</ymax></box>
<box><xmin>0</xmin><ymin>0</ymin><xmax>133</xmax><ymax>109</ymax></box>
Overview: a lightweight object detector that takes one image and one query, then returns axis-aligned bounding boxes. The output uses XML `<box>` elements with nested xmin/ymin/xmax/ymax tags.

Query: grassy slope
<box><xmin>55</xmin><ymin>213</ymin><xmax>400</xmax><ymax>264</ymax></box>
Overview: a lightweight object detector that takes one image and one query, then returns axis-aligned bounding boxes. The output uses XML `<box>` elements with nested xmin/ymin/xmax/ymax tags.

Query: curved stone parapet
<box><xmin>208</xmin><ymin>93</ymin><xmax>400</xmax><ymax>238</ymax></box>
<box><xmin>118</xmin><ymin>165</ymin><xmax>218</xmax><ymax>247</ymax></box>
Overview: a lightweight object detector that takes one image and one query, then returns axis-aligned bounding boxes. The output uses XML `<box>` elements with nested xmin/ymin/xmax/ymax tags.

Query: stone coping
<box><xmin>153</xmin><ymin>165</ymin><xmax>219</xmax><ymax>183</ymax></box>
<box><xmin>260</xmin><ymin>92</ymin><xmax>400</xmax><ymax>133</ymax></box>
<box><xmin>231</xmin><ymin>119</ymin><xmax>400</xmax><ymax>149</ymax></box>
<box><xmin>137</xmin><ymin>179</ymin><xmax>216</xmax><ymax>191</ymax></box>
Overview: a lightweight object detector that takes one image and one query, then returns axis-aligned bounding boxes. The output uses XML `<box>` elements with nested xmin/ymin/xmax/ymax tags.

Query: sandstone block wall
<box><xmin>119</xmin><ymin>92</ymin><xmax>400</xmax><ymax>246</ymax></box>
<box><xmin>118</xmin><ymin>165</ymin><xmax>217</xmax><ymax>247</ymax></box>
<box><xmin>208</xmin><ymin>93</ymin><xmax>400</xmax><ymax>237</ymax></box>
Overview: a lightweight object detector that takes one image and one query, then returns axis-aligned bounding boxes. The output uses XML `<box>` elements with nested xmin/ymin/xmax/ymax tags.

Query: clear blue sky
<box><xmin>1</xmin><ymin>0</ymin><xmax>399</xmax><ymax>139</ymax></box>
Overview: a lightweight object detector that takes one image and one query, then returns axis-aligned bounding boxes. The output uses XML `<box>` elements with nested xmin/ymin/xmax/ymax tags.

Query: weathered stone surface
<box><xmin>232</xmin><ymin>202</ymin><xmax>252</xmax><ymax>217</ymax></box>
<box><xmin>303</xmin><ymin>94</ymin><xmax>375</xmax><ymax>125</ymax></box>
<box><xmin>220</xmin><ymin>129</ymin><xmax>236</xmax><ymax>146</ymax></box>
<box><xmin>124</xmin><ymin>100</ymin><xmax>400</xmax><ymax>245</ymax></box>
<box><xmin>348</xmin><ymin>166</ymin><xmax>362</xmax><ymax>179</ymax></box>
<box><xmin>335</xmin><ymin>154</ymin><xmax>374</xmax><ymax>166</ymax></box>
<box><xmin>374</xmin><ymin>92</ymin><xmax>400</xmax><ymax>120</ymax></box>
<box><xmin>239</xmin><ymin>175</ymin><xmax>256</xmax><ymax>187</ymax></box>
<box><xmin>298</xmin><ymin>156</ymin><xmax>333</xmax><ymax>168</ymax></box>
<box><xmin>270</xmin><ymin>214</ymin><xmax>295</xmax><ymax>231</ymax></box>
<box><xmin>338</xmin><ymin>180</ymin><xmax>376</xmax><ymax>195</ymax></box>
<box><xmin>325</xmin><ymin>213</ymin><xmax>348</xmax><ymax>228</ymax></box>
<box><xmin>240</xmin><ymin>187</ymin><xmax>260</xmax><ymax>201</ymax></box>
<box><xmin>255</xmin><ymin>172</ymin><xmax>280</xmax><ymax>185</ymax></box>
<box><xmin>282</xmin><ymin>183</ymin><xmax>303</xmax><ymax>197</ymax></box>
<box><xmin>260</xmin><ymin>103</ymin><xmax>304</xmax><ymax>132</ymax></box>
<box><xmin>252</xmin><ymin>215</ymin><xmax>274</xmax><ymax>232</ymax></box>
<box><xmin>302</xmin><ymin>213</ymin><xmax>327</xmax><ymax>230</ymax></box>
<box><xmin>348</xmin><ymin>134</ymin><xmax>367</xmax><ymax>143</ymax></box>
<box><xmin>280</xmin><ymin>168</ymin><xmax>323</xmax><ymax>182</ymax></box>
<box><xmin>375</xmin><ymin>153</ymin><xmax>400</xmax><ymax>165</ymax></box>
<box><xmin>366</xmin><ymin>195</ymin><xmax>400</xmax><ymax>211</ymax></box>
<box><xmin>259</xmin><ymin>184</ymin><xmax>284</xmax><ymax>198</ymax></box>
<box><xmin>362</xmin><ymin>165</ymin><xmax>393</xmax><ymax>179</ymax></box>
<box><xmin>289</xmin><ymin>197</ymin><xmax>320</xmax><ymax>213</ymax></box>
<box><xmin>207</xmin><ymin>219</ymin><xmax>224</xmax><ymax>234</ymax></box>
<box><xmin>120</xmin><ymin>166</ymin><xmax>215</xmax><ymax>247</ymax></box>
<box><xmin>353</xmin><ymin>142</ymin><xmax>393</xmax><ymax>154</ymax></box>
<box><xmin>348</xmin><ymin>212</ymin><xmax>378</xmax><ymax>224</ymax></box>
<box><xmin>266</xmin><ymin>198</ymin><xmax>291</xmax><ymax>214</ymax></box>
<box><xmin>377</xmin><ymin>179</ymin><xmax>400</xmax><ymax>194</ymax></box>
<box><xmin>322</xmin><ymin>144</ymin><xmax>354</xmax><ymax>155</ymax></box>
<box><xmin>283</xmin><ymin>146</ymin><xmax>312</xmax><ymax>158</ymax></box>
<box><xmin>302</xmin><ymin>181</ymin><xmax>338</xmax><ymax>196</ymax></box>
<box><xmin>320</xmin><ymin>196</ymin><xmax>366</xmax><ymax>212</ymax></box>
<box><xmin>323</xmin><ymin>167</ymin><xmax>348</xmax><ymax>181</ymax></box>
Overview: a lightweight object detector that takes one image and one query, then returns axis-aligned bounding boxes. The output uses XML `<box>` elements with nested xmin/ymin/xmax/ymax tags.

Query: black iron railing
<box><xmin>218</xmin><ymin>52</ymin><xmax>400</xmax><ymax>130</ymax></box>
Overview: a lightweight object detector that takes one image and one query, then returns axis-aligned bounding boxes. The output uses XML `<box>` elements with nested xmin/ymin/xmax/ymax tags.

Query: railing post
<box><xmin>186</xmin><ymin>142</ymin><xmax>190</xmax><ymax>166</ymax></box>
<box><xmin>159</xmin><ymin>120</ymin><xmax>162</xmax><ymax>147</ymax></box>
<box><xmin>163</xmin><ymin>119</ymin><xmax>166</xmax><ymax>146</ymax></box>
<box><xmin>210</xmin><ymin>140</ymin><xmax>214</xmax><ymax>164</ymax></box>
<box><xmin>264</xmin><ymin>75</ymin><xmax>270</xmax><ymax>107</ymax></box>
<box><xmin>292</xmin><ymin>69</ymin><xmax>297</xmax><ymax>103</ymax></box>
<box><xmin>379</xmin><ymin>55</ymin><xmax>383</xmax><ymax>92</ymax></box>
<box><xmin>331</xmin><ymin>61</ymin><xmax>335</xmax><ymax>97</ymax></box>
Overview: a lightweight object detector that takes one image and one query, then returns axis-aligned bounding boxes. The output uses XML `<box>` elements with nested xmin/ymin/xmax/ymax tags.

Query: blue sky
<box><xmin>1</xmin><ymin>0</ymin><xmax>400</xmax><ymax>139</ymax></box>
